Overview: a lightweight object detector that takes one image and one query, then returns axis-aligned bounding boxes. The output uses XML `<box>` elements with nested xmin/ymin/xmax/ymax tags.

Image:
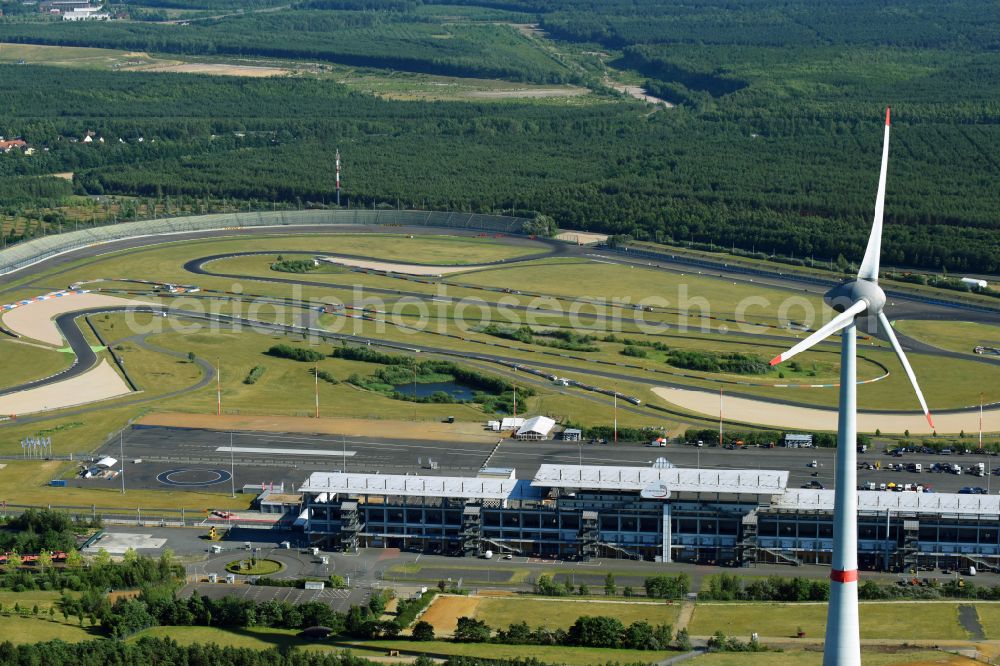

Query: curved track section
<box><xmin>2</xmin><ymin>222</ymin><xmax>999</xmax><ymax>430</ymax></box>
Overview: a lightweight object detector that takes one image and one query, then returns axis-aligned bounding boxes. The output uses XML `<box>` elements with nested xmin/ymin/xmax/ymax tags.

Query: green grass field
<box><xmin>473</xmin><ymin>597</ymin><xmax>681</xmax><ymax>630</ymax></box>
<box><xmin>348</xmin><ymin>639</ymin><xmax>672</xmax><ymax>665</ymax></box>
<box><xmin>0</xmin><ymin>590</ymin><xmax>66</xmax><ymax>611</ymax></box>
<box><xmin>688</xmin><ymin>602</ymin><xmax>972</xmax><ymax>640</ymax></box>
<box><xmin>0</xmin><ymin>340</ymin><xmax>74</xmax><ymax>390</ymax></box>
<box><xmin>696</xmin><ymin>648</ymin><xmax>976</xmax><ymax>665</ymax></box>
<box><xmin>894</xmin><ymin>320</ymin><xmax>1000</xmax><ymax>355</ymax></box>
<box><xmin>972</xmin><ymin>603</ymin><xmax>1000</xmax><ymax>639</ymax></box>
<box><xmin>132</xmin><ymin>627</ymin><xmax>671</xmax><ymax>664</ymax></box>
<box><xmin>0</xmin><ymin>458</ymin><xmax>251</xmax><ymax>511</ymax></box>
<box><xmin>0</xmin><ymin>614</ymin><xmax>98</xmax><ymax>644</ymax></box>
<box><xmin>132</xmin><ymin>625</ymin><xmax>380</xmax><ymax>653</ymax></box>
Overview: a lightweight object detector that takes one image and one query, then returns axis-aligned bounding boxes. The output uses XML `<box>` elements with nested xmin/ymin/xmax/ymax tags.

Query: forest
<box><xmin>0</xmin><ymin>0</ymin><xmax>998</xmax><ymax>273</ymax></box>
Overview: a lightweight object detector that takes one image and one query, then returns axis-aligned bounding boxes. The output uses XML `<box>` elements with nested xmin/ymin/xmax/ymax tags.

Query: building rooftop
<box><xmin>517</xmin><ymin>415</ymin><xmax>555</xmax><ymax>436</ymax></box>
<box><xmin>531</xmin><ymin>464</ymin><xmax>788</xmax><ymax>495</ymax></box>
<box><xmin>300</xmin><ymin>471</ymin><xmax>517</xmax><ymax>500</ymax></box>
<box><xmin>774</xmin><ymin>488</ymin><xmax>1000</xmax><ymax>517</ymax></box>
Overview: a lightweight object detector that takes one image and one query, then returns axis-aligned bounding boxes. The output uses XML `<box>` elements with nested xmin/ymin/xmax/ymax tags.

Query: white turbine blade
<box><xmin>770</xmin><ymin>300</ymin><xmax>867</xmax><ymax>366</ymax></box>
<box><xmin>878</xmin><ymin>311</ymin><xmax>935</xmax><ymax>429</ymax></box>
<box><xmin>858</xmin><ymin>107</ymin><xmax>891</xmax><ymax>282</ymax></box>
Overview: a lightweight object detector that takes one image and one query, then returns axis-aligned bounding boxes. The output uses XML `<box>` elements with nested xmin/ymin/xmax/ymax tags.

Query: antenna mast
<box><xmin>335</xmin><ymin>149</ymin><xmax>341</xmax><ymax>207</ymax></box>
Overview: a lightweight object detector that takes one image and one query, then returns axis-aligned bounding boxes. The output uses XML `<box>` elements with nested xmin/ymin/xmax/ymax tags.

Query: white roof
<box><xmin>300</xmin><ymin>472</ymin><xmax>516</xmax><ymax>500</ymax></box>
<box><xmin>775</xmin><ymin>488</ymin><xmax>1000</xmax><ymax>517</ymax></box>
<box><xmin>500</xmin><ymin>417</ymin><xmax>525</xmax><ymax>430</ymax></box>
<box><xmin>532</xmin><ymin>464</ymin><xmax>788</xmax><ymax>495</ymax></box>
<box><xmin>95</xmin><ymin>456</ymin><xmax>117</xmax><ymax>468</ymax></box>
<box><xmin>516</xmin><ymin>415</ymin><xmax>555</xmax><ymax>436</ymax></box>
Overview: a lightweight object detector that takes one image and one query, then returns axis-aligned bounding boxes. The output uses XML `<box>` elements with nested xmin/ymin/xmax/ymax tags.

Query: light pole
<box><xmin>120</xmin><ymin>431</ymin><xmax>126</xmax><ymax>494</ymax></box>
<box><xmin>230</xmin><ymin>431</ymin><xmax>236</xmax><ymax>498</ymax></box>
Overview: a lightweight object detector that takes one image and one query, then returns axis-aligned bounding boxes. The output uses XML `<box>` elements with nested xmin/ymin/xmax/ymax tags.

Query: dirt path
<box><xmin>317</xmin><ymin>255</ymin><xmax>477</xmax><ymax>276</ymax></box>
<box><xmin>675</xmin><ymin>599</ymin><xmax>696</xmax><ymax>631</ymax></box>
<box><xmin>421</xmin><ymin>595</ymin><xmax>481</xmax><ymax>635</ymax></box>
<box><xmin>140</xmin><ymin>62</ymin><xmax>292</xmax><ymax>77</ymax></box>
<box><xmin>138</xmin><ymin>412</ymin><xmax>499</xmax><ymax>442</ymax></box>
<box><xmin>651</xmin><ymin>386</ymin><xmax>1000</xmax><ymax>436</ymax></box>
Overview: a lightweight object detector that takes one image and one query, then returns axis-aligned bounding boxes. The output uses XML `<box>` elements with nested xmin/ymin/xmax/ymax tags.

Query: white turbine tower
<box><xmin>770</xmin><ymin>108</ymin><xmax>934</xmax><ymax>666</ymax></box>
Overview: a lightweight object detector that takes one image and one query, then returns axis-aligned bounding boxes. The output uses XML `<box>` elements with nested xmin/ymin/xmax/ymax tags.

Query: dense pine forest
<box><xmin>0</xmin><ymin>0</ymin><xmax>998</xmax><ymax>273</ymax></box>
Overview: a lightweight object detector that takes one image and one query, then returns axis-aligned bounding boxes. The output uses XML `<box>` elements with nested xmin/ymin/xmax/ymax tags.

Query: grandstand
<box><xmin>0</xmin><ymin>210</ymin><xmax>528</xmax><ymax>276</ymax></box>
<box><xmin>301</xmin><ymin>463</ymin><xmax>1000</xmax><ymax>571</ymax></box>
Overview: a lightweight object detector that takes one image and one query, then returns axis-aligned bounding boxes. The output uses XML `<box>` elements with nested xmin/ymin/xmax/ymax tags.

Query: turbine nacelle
<box><xmin>823</xmin><ymin>280</ymin><xmax>886</xmax><ymax>316</ymax></box>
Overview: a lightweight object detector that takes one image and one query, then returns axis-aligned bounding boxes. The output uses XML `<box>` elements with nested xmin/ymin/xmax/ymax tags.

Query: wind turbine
<box><xmin>769</xmin><ymin>108</ymin><xmax>933</xmax><ymax>666</ymax></box>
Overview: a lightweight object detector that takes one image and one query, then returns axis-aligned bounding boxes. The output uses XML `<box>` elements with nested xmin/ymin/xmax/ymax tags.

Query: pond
<box><xmin>393</xmin><ymin>380</ymin><xmax>479</xmax><ymax>401</ymax></box>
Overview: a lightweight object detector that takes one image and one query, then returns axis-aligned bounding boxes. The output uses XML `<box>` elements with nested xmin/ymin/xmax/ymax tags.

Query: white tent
<box><xmin>515</xmin><ymin>416</ymin><xmax>556</xmax><ymax>440</ymax></box>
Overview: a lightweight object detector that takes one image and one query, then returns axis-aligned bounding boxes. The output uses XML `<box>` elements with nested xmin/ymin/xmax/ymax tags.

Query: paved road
<box><xmin>0</xmin><ymin>311</ymin><xmax>97</xmax><ymax>396</ymax></box>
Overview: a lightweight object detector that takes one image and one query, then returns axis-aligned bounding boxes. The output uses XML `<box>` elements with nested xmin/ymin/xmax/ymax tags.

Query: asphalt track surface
<box><xmin>91</xmin><ymin>424</ymin><xmax>1000</xmax><ymax>494</ymax></box>
<box><xmin>2</xmin><ymin>224</ymin><xmax>998</xmax><ymax>426</ymax></box>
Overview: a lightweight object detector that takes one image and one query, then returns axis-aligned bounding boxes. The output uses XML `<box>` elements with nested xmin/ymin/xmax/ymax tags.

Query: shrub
<box><xmin>243</xmin><ymin>365</ymin><xmax>266</xmax><ymax>384</ymax></box>
<box><xmin>266</xmin><ymin>344</ymin><xmax>324</xmax><ymax>362</ymax></box>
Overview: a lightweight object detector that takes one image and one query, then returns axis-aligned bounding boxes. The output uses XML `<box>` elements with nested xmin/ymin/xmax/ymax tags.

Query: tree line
<box><xmin>2</xmin><ymin>0</ymin><xmax>1000</xmax><ymax>273</ymax></box>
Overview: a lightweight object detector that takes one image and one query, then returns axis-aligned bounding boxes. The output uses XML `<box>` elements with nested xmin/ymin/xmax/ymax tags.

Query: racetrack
<box><xmin>1</xmin><ymin>220</ymin><xmax>997</xmax><ymax>433</ymax></box>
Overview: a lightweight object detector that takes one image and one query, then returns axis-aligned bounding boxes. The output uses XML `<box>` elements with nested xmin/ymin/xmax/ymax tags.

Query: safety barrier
<box><xmin>0</xmin><ymin>209</ymin><xmax>528</xmax><ymax>277</ymax></box>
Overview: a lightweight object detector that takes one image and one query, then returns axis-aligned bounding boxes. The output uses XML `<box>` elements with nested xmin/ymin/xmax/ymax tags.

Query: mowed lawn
<box><xmin>0</xmin><ymin>339</ymin><xmax>73</xmax><ymax>390</ymax></box>
<box><xmin>349</xmin><ymin>639</ymin><xmax>671</xmax><ymax>665</ymax></box>
<box><xmin>972</xmin><ymin>603</ymin><xmax>1000</xmax><ymax>639</ymax></box>
<box><xmin>0</xmin><ymin>590</ymin><xmax>67</xmax><ymax>611</ymax></box>
<box><xmin>696</xmin><ymin>648</ymin><xmax>976</xmax><ymax>666</ymax></box>
<box><xmin>131</xmin><ymin>625</ymin><xmax>382</xmax><ymax>653</ymax></box>
<box><xmin>0</xmin><ymin>615</ymin><xmax>97</xmax><ymax>644</ymax></box>
<box><xmin>134</xmin><ymin>626</ymin><xmax>673</xmax><ymax>664</ymax></box>
<box><xmin>474</xmin><ymin>597</ymin><xmax>682</xmax><ymax>631</ymax></box>
<box><xmin>894</xmin><ymin>319</ymin><xmax>1000</xmax><ymax>355</ymax></box>
<box><xmin>688</xmin><ymin>602</ymin><xmax>972</xmax><ymax>640</ymax></box>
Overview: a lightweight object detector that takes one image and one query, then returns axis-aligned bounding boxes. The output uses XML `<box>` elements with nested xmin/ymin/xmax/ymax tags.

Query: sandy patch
<box><xmin>0</xmin><ymin>359</ymin><xmax>131</xmax><ymax>416</ymax></box>
<box><xmin>555</xmin><ymin>230</ymin><xmax>608</xmax><ymax>245</ymax></box>
<box><xmin>49</xmin><ymin>172</ymin><xmax>74</xmax><ymax>181</ymax></box>
<box><xmin>467</xmin><ymin>87</ymin><xmax>587</xmax><ymax>99</ymax></box>
<box><xmin>2</xmin><ymin>293</ymin><xmax>148</xmax><ymax>346</ymax></box>
<box><xmin>606</xmin><ymin>80</ymin><xmax>675</xmax><ymax>107</ymax></box>
<box><xmin>141</xmin><ymin>62</ymin><xmax>291</xmax><ymax>77</ymax></box>
<box><xmin>652</xmin><ymin>386</ymin><xmax>1000</xmax><ymax>436</ymax></box>
<box><xmin>420</xmin><ymin>595</ymin><xmax>481</xmax><ymax>635</ymax></box>
<box><xmin>138</xmin><ymin>412</ymin><xmax>500</xmax><ymax>442</ymax></box>
<box><xmin>318</xmin><ymin>256</ymin><xmax>474</xmax><ymax>276</ymax></box>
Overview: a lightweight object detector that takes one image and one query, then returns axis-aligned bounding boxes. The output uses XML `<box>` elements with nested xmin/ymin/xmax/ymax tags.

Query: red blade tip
<box><xmin>926</xmin><ymin>412</ymin><xmax>934</xmax><ymax>430</ymax></box>
<box><xmin>886</xmin><ymin>107</ymin><xmax>891</xmax><ymax>126</ymax></box>
<box><xmin>769</xmin><ymin>355</ymin><xmax>782</xmax><ymax>367</ymax></box>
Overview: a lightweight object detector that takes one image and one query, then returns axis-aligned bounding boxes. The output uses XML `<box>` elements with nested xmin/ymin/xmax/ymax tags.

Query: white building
<box><xmin>500</xmin><ymin>417</ymin><xmax>525</xmax><ymax>431</ymax></box>
<box><xmin>961</xmin><ymin>277</ymin><xmax>988</xmax><ymax>290</ymax></box>
<box><xmin>63</xmin><ymin>6</ymin><xmax>110</xmax><ymax>20</ymax></box>
<box><xmin>514</xmin><ymin>415</ymin><xmax>556</xmax><ymax>441</ymax></box>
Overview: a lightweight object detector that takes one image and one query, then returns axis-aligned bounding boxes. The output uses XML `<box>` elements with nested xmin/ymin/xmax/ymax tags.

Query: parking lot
<box><xmin>179</xmin><ymin>582</ymin><xmax>355</xmax><ymax>611</ymax></box>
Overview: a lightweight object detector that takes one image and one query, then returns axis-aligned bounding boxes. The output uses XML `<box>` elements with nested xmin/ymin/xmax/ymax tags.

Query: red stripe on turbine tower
<box><xmin>830</xmin><ymin>569</ymin><xmax>859</xmax><ymax>584</ymax></box>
